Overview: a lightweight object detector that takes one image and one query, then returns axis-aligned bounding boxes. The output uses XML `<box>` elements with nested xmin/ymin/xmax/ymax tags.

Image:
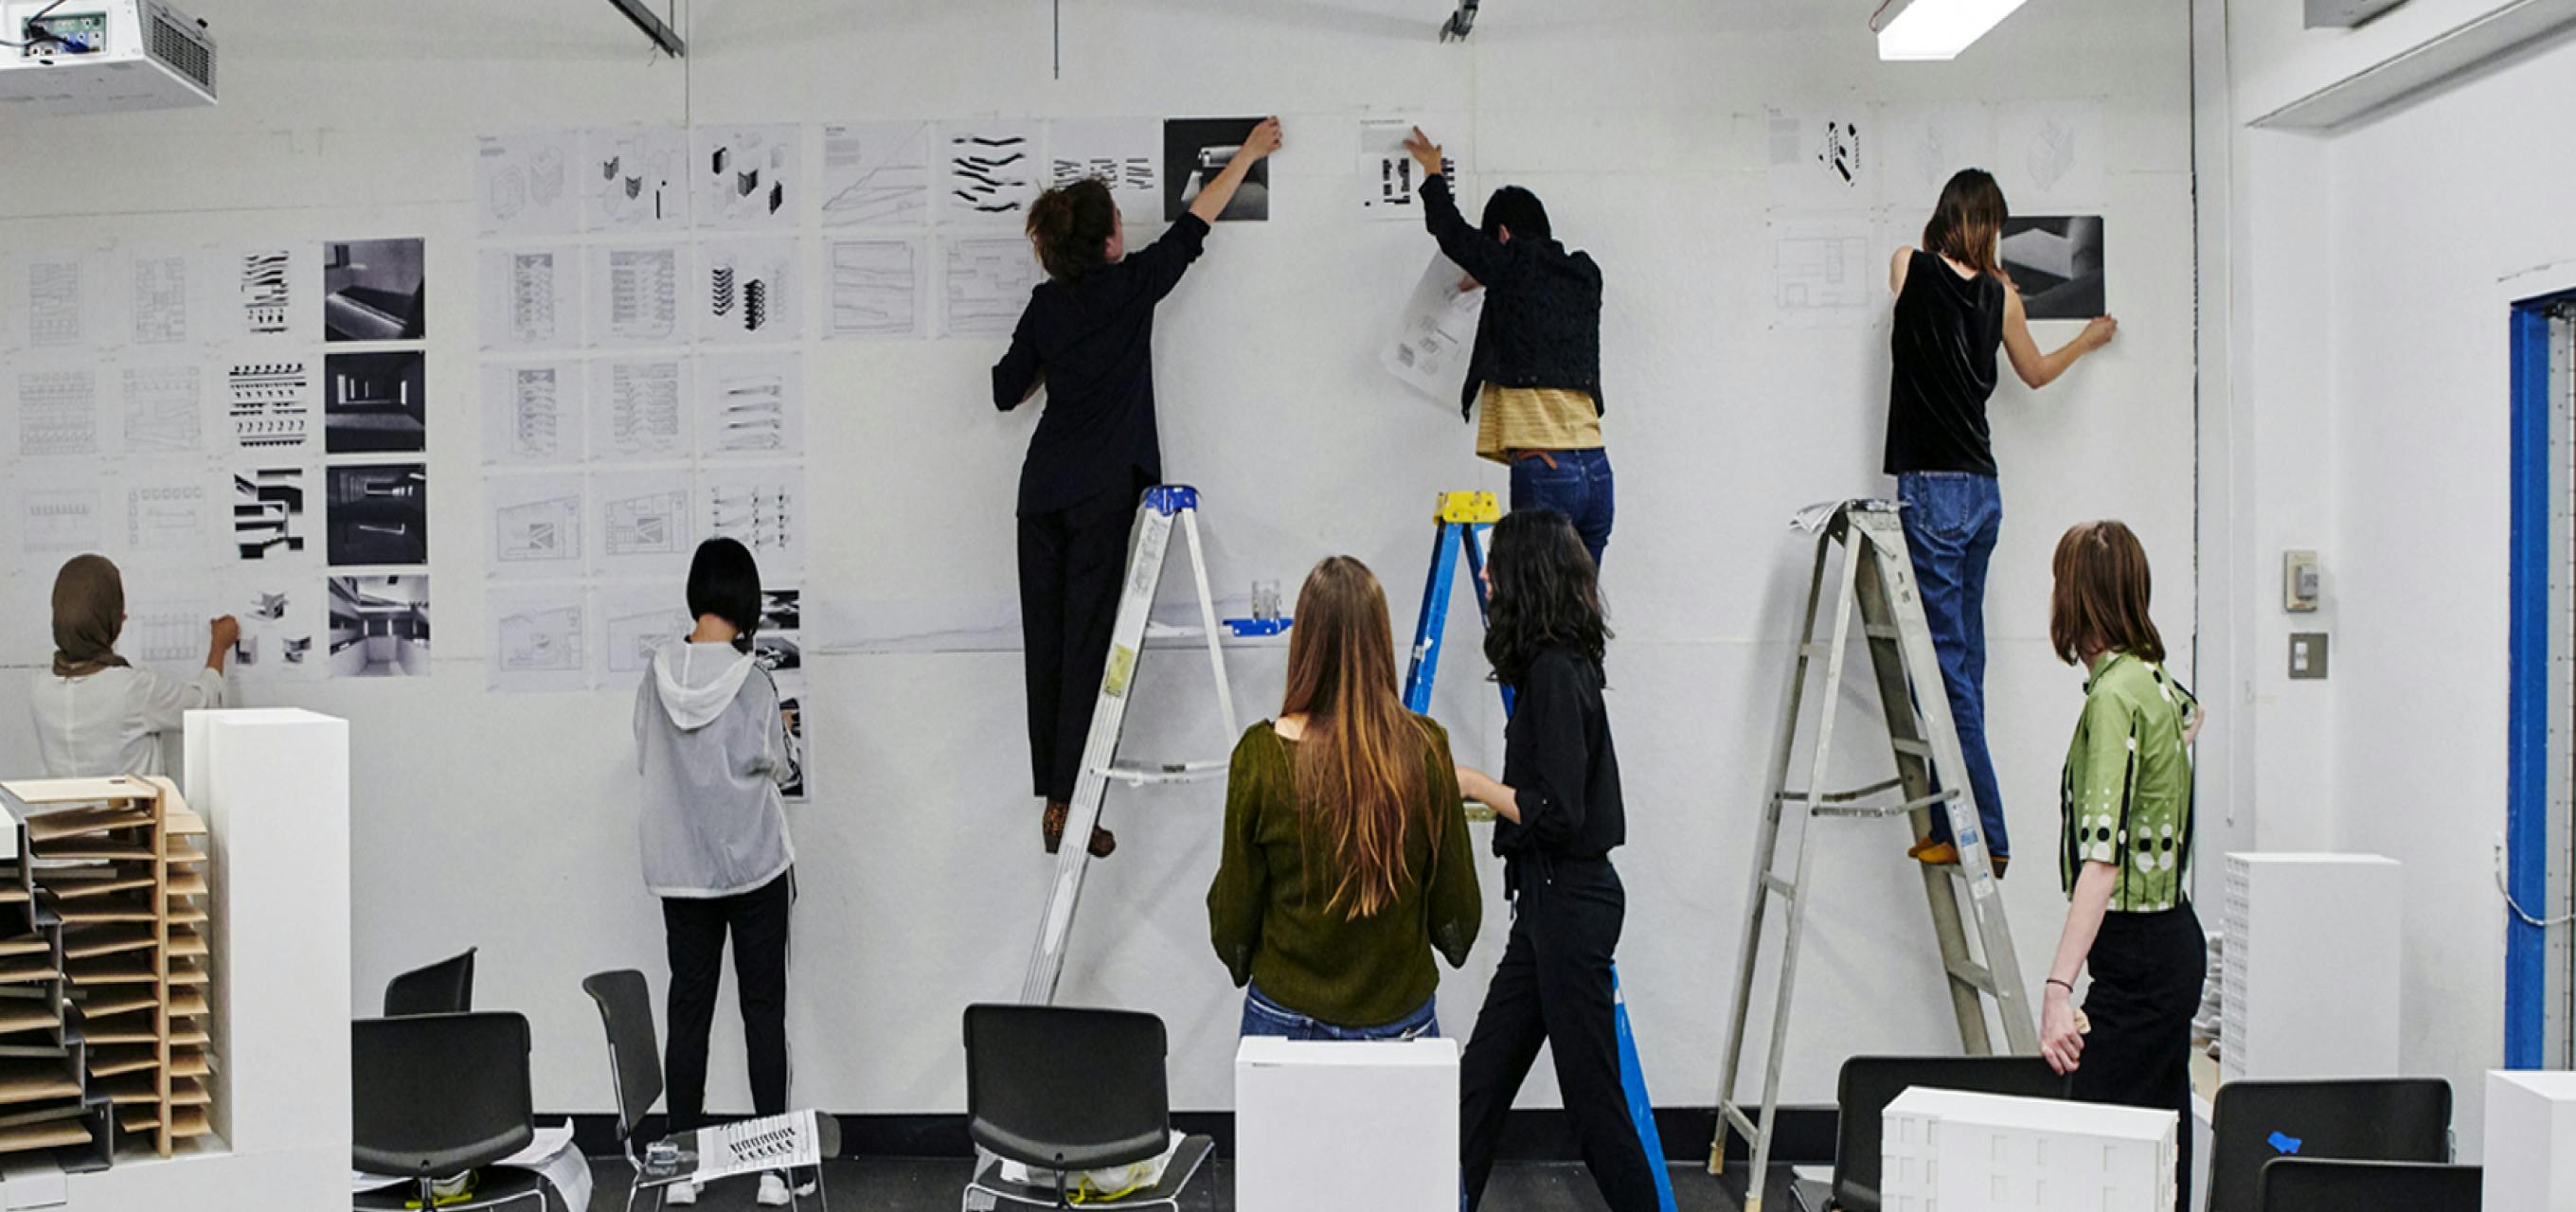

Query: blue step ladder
<box><xmin>1402</xmin><ymin>490</ymin><xmax>1677</xmax><ymax>1212</ymax></box>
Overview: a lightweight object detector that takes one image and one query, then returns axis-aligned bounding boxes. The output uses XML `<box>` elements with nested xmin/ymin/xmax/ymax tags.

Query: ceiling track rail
<box><xmin>606</xmin><ymin>0</ymin><xmax>685</xmax><ymax>57</ymax></box>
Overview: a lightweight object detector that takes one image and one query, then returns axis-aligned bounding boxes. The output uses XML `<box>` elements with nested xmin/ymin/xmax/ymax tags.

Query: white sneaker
<box><xmin>757</xmin><ymin>1172</ymin><xmax>793</xmax><ymax>1206</ymax></box>
<box><xmin>662</xmin><ymin>1181</ymin><xmax>699</xmax><ymax>1205</ymax></box>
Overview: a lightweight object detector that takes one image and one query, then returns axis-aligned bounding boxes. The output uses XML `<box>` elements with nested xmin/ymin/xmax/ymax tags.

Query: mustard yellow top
<box><xmin>1476</xmin><ymin>384</ymin><xmax>1603</xmax><ymax>464</ymax></box>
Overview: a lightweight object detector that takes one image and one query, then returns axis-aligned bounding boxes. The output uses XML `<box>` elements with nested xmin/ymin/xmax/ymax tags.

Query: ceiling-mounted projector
<box><xmin>0</xmin><ymin>0</ymin><xmax>215</xmax><ymax>116</ymax></box>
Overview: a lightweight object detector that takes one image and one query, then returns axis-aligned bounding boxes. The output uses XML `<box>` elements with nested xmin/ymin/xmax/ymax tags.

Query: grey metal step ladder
<box><xmin>1018</xmin><ymin>485</ymin><xmax>1243</xmax><ymax>1007</ymax></box>
<box><xmin>1710</xmin><ymin>501</ymin><xmax>2037</xmax><ymax>1211</ymax></box>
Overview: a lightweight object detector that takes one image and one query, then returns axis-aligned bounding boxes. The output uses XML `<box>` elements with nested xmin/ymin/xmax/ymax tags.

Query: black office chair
<box><xmin>2208</xmin><ymin>1078</ymin><xmax>2453</xmax><ymax>1212</ymax></box>
<box><xmin>384</xmin><ymin>948</ymin><xmax>476</xmax><ymax>1017</ymax></box>
<box><xmin>961</xmin><ymin>1004</ymin><xmax>1212</xmax><ymax>1211</ymax></box>
<box><xmin>351</xmin><ymin>1011</ymin><xmax>547</xmax><ymax>1211</ymax></box>
<box><xmin>1808</xmin><ymin>1054</ymin><xmax>2071</xmax><ymax>1212</ymax></box>
<box><xmin>2258</xmin><ymin>1158</ymin><xmax>2482</xmax><ymax>1210</ymax></box>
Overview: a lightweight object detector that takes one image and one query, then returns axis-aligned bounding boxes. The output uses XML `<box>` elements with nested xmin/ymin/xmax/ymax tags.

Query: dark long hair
<box><xmin>1482</xmin><ymin>509</ymin><xmax>1608</xmax><ymax>686</ymax></box>
<box><xmin>1026</xmin><ymin>178</ymin><xmax>1116</xmax><ymax>282</ymax></box>
<box><xmin>1922</xmin><ymin>169</ymin><xmax>2008</xmax><ymax>279</ymax></box>
<box><xmin>1278</xmin><ymin>556</ymin><xmax>1439</xmax><ymax>918</ymax></box>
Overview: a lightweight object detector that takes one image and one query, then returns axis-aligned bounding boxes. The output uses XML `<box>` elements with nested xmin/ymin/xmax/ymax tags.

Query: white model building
<box><xmin>2484</xmin><ymin>1070</ymin><xmax>2576</xmax><ymax>1211</ymax></box>
<box><xmin>2221</xmin><ymin>852</ymin><xmax>2403</xmax><ymax>1081</ymax></box>
<box><xmin>1883</xmin><ymin>1088</ymin><xmax>2176</xmax><ymax>1212</ymax></box>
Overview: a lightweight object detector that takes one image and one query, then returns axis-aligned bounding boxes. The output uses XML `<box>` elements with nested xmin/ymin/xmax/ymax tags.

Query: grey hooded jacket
<box><xmin>633</xmin><ymin>638</ymin><xmax>798</xmax><ymax>898</ymax></box>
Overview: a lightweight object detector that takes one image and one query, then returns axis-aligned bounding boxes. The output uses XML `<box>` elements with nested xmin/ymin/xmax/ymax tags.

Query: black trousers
<box><xmin>1459</xmin><ymin>858</ymin><xmax>1661</xmax><ymax>1212</ymax></box>
<box><xmin>662</xmin><ymin>869</ymin><xmax>796</xmax><ymax>1146</ymax></box>
<box><xmin>2072</xmin><ymin>903</ymin><xmax>2206</xmax><ymax>1212</ymax></box>
<box><xmin>1016</xmin><ymin>478</ymin><xmax>1143</xmax><ymax>801</ymax></box>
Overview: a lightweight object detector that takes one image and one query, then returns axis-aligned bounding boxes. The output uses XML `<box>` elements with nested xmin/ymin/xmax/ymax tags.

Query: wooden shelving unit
<box><xmin>0</xmin><ymin>775</ymin><xmax>219</xmax><ymax>1166</ymax></box>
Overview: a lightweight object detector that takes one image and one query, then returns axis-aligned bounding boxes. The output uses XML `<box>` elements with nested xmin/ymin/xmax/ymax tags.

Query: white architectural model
<box><xmin>2221</xmin><ymin>852</ymin><xmax>2401</xmax><ymax>1081</ymax></box>
<box><xmin>2485</xmin><ymin>1070</ymin><xmax>2576</xmax><ymax>1210</ymax></box>
<box><xmin>1883</xmin><ymin>1088</ymin><xmax>2174</xmax><ymax>1212</ymax></box>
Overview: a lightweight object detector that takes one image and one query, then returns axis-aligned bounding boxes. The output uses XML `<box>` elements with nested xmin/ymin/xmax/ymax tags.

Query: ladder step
<box><xmin>1759</xmin><ymin>872</ymin><xmax>1798</xmax><ymax>900</ymax></box>
<box><xmin>1813</xmin><ymin>789</ymin><xmax>1959</xmax><ymax>820</ymax></box>
<box><xmin>1720</xmin><ymin>1102</ymin><xmax>1761</xmax><ymax>1141</ymax></box>
<box><xmin>1890</xmin><ymin>739</ymin><xmax>1933</xmax><ymax>758</ymax></box>
<box><xmin>1097</xmin><ymin>760</ymin><xmax>1227</xmax><ymax>786</ymax></box>
<box><xmin>1862</xmin><ymin>624</ymin><xmax>1901</xmax><ymax>640</ymax></box>
<box><xmin>1944</xmin><ymin>958</ymin><xmax>2002</xmax><ymax>994</ymax></box>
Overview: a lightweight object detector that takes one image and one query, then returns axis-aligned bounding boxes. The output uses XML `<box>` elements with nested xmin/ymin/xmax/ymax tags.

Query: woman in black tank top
<box><xmin>1884</xmin><ymin>169</ymin><xmax>2116</xmax><ymax>873</ymax></box>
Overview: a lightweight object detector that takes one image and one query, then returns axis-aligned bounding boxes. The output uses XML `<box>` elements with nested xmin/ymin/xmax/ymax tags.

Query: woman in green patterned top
<box><xmin>2037</xmin><ymin>521</ymin><xmax>2206</xmax><ymax>1212</ymax></box>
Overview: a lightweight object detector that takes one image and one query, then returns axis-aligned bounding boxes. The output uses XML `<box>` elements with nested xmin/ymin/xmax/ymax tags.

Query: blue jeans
<box><xmin>1240</xmin><ymin>984</ymin><xmax>1440</xmax><ymax>1041</ymax></box>
<box><xmin>1898</xmin><ymin>472</ymin><xmax>2008</xmax><ymax>859</ymax></box>
<box><xmin>1508</xmin><ymin>448</ymin><xmax>1615</xmax><ymax>571</ymax></box>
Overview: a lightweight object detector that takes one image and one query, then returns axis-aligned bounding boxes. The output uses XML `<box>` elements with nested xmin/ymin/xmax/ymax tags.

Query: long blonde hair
<box><xmin>1279</xmin><ymin>557</ymin><xmax>1438</xmax><ymax>918</ymax></box>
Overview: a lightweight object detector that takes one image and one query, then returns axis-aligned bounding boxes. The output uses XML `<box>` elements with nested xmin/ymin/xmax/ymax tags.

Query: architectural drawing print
<box><xmin>237</xmin><ymin>248</ymin><xmax>296</xmax><ymax>338</ymax></box>
<box><xmin>942</xmin><ymin>238</ymin><xmax>1044</xmax><ymax>338</ymax></box>
<box><xmin>17</xmin><ymin>368</ymin><xmax>100</xmax><ymax>458</ymax></box>
<box><xmin>227</xmin><ymin>360</ymin><xmax>313</xmax><ymax>451</ymax></box>
<box><xmin>230</xmin><ymin>465</ymin><xmax>311</xmax><ymax>561</ymax></box>
<box><xmin>700</xmin><ymin>240</ymin><xmax>800</xmax><ymax>344</ymax></box>
<box><xmin>476</xmin><ymin>130</ymin><xmax>581</xmax><ymax>236</ymax></box>
<box><xmin>583</xmin><ymin>127</ymin><xmax>689</xmax><ymax>232</ymax></box>
<box><xmin>120</xmin><ymin>365</ymin><xmax>205</xmax><ymax>454</ymax></box>
<box><xmin>489</xmin><ymin>589</ymin><xmax>588</xmax><ymax>692</ymax></box>
<box><xmin>820</xmin><ymin>122</ymin><xmax>933</xmax><ymax>228</ymax></box>
<box><xmin>824</xmin><ymin>239</ymin><xmax>925</xmax><ymax>339</ymax></box>
<box><xmin>696</xmin><ymin>124</ymin><xmax>802</xmax><ymax>230</ymax></box>
<box><xmin>489</xmin><ymin>481</ymin><xmax>585</xmax><ymax>574</ymax></box>
<box><xmin>941</xmin><ymin>123</ymin><xmax>1043</xmax><ymax>222</ymax></box>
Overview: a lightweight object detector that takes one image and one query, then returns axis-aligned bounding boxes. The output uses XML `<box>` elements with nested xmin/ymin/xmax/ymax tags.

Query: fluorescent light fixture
<box><xmin>1877</xmin><ymin>0</ymin><xmax>2031</xmax><ymax>61</ymax></box>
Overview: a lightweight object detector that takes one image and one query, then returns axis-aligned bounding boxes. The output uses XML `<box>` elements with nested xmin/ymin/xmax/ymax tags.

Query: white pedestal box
<box><xmin>1234</xmin><ymin>1037</ymin><xmax>1458</xmax><ymax>1212</ymax></box>
<box><xmin>1883</xmin><ymin>1088</ymin><xmax>2175</xmax><ymax>1212</ymax></box>
<box><xmin>2484</xmin><ymin>1070</ymin><xmax>2576</xmax><ymax>1211</ymax></box>
<box><xmin>2220</xmin><ymin>852</ymin><xmax>2402</xmax><ymax>1081</ymax></box>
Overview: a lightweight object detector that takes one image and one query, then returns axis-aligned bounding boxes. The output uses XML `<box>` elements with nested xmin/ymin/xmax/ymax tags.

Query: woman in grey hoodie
<box><xmin>632</xmin><ymin>538</ymin><xmax>808</xmax><ymax>1206</ymax></box>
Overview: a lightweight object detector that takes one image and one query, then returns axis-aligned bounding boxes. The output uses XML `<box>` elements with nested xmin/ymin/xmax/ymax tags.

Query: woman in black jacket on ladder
<box><xmin>1452</xmin><ymin>509</ymin><xmax>1660</xmax><ymax>1212</ymax></box>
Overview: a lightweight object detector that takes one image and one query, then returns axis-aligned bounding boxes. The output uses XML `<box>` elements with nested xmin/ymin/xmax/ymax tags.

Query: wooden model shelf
<box><xmin>0</xmin><ymin>775</ymin><xmax>221</xmax><ymax>1162</ymax></box>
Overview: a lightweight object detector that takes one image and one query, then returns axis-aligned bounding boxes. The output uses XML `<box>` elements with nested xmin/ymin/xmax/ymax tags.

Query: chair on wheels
<box><xmin>1803</xmin><ymin>1055</ymin><xmax>2071</xmax><ymax>1212</ymax></box>
<box><xmin>352</xmin><ymin>1011</ymin><xmax>548</xmax><ymax>1212</ymax></box>
<box><xmin>961</xmin><ymin>1004</ymin><xmax>1212</xmax><ymax>1211</ymax></box>
<box><xmin>2258</xmin><ymin>1158</ymin><xmax>2482</xmax><ymax>1210</ymax></box>
<box><xmin>384</xmin><ymin>947</ymin><xmax>477</xmax><ymax>1017</ymax></box>
<box><xmin>583</xmin><ymin>970</ymin><xmax>841</xmax><ymax>1211</ymax></box>
<box><xmin>2208</xmin><ymin>1078</ymin><xmax>2453</xmax><ymax>1212</ymax></box>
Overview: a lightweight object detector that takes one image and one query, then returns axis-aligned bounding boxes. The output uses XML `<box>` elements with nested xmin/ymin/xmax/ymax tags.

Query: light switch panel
<box><xmin>2289</xmin><ymin>633</ymin><xmax>2330</xmax><ymax>680</ymax></box>
<box><xmin>2284</xmin><ymin>550</ymin><xmax>2320</xmax><ymax>613</ymax></box>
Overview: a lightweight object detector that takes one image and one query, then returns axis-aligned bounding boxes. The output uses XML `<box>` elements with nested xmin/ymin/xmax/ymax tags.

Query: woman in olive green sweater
<box><xmin>1208</xmin><ymin>556</ymin><xmax>1482</xmax><ymax>1038</ymax></box>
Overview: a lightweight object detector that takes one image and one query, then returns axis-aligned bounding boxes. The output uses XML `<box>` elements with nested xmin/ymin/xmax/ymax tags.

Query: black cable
<box><xmin>1869</xmin><ymin>0</ymin><xmax>1899</xmax><ymax>32</ymax></box>
<box><xmin>2</xmin><ymin>0</ymin><xmax>78</xmax><ymax>50</ymax></box>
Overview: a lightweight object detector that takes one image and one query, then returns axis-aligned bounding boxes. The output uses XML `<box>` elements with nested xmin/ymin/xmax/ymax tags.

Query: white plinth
<box><xmin>2485</xmin><ymin>1070</ymin><xmax>2576</xmax><ymax>1211</ymax></box>
<box><xmin>2222</xmin><ymin>852</ymin><xmax>2403</xmax><ymax>1081</ymax></box>
<box><xmin>1883</xmin><ymin>1088</ymin><xmax>2176</xmax><ymax>1212</ymax></box>
<box><xmin>1235</xmin><ymin>1037</ymin><xmax>1458</xmax><ymax>1212</ymax></box>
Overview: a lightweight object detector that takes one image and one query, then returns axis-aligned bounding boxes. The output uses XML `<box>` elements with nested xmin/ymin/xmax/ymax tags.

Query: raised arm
<box><xmin>1187</xmin><ymin>117</ymin><xmax>1283</xmax><ymax>228</ymax></box>
<box><xmin>2000</xmin><ymin>285</ymin><xmax>2117</xmax><ymax>390</ymax></box>
<box><xmin>1405</xmin><ymin>128</ymin><xmax>1511</xmax><ymax>287</ymax></box>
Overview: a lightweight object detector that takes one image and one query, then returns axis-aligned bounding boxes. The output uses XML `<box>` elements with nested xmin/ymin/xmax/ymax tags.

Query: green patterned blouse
<box><xmin>2059</xmin><ymin>652</ymin><xmax>2200</xmax><ymax>913</ymax></box>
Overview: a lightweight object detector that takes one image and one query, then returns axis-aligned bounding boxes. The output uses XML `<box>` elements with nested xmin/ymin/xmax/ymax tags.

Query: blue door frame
<box><xmin>2506</xmin><ymin>291</ymin><xmax>2572</xmax><ymax>1069</ymax></box>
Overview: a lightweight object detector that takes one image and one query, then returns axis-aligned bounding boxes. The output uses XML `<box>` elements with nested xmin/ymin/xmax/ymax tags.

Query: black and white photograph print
<box><xmin>324</xmin><ymin>350</ymin><xmax>427</xmax><ymax>454</ymax></box>
<box><xmin>775</xmin><ymin>670</ymin><xmax>807</xmax><ymax>802</ymax></box>
<box><xmin>1163</xmin><ymin>117</ymin><xmax>1271</xmax><ymax>223</ymax></box>
<box><xmin>758</xmin><ymin>587</ymin><xmax>799</xmax><ymax>633</ymax></box>
<box><xmin>327</xmin><ymin>575</ymin><xmax>432</xmax><ymax>678</ymax></box>
<box><xmin>322</xmin><ymin>237</ymin><xmax>428</xmax><ymax>342</ymax></box>
<box><xmin>326</xmin><ymin>462</ymin><xmax>429</xmax><ymax>567</ymax></box>
<box><xmin>1999</xmin><ymin>215</ymin><xmax>2106</xmax><ymax>321</ymax></box>
<box><xmin>752</xmin><ymin>633</ymin><xmax>801</xmax><ymax>673</ymax></box>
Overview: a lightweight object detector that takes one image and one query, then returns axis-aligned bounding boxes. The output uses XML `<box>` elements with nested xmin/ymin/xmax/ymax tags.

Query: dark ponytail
<box><xmin>1027</xmin><ymin>178</ymin><xmax>1117</xmax><ymax>283</ymax></box>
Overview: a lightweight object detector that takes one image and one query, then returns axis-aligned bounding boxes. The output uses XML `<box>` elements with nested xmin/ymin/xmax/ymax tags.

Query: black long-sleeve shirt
<box><xmin>1420</xmin><ymin>175</ymin><xmax>1605</xmax><ymax>420</ymax></box>
<box><xmin>1494</xmin><ymin>647</ymin><xmax>1625</xmax><ymax>868</ymax></box>
<box><xmin>991</xmin><ymin>215</ymin><xmax>1211</xmax><ymax>516</ymax></box>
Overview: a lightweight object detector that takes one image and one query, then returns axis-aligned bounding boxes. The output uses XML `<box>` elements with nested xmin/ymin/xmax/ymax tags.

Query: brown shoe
<box><xmin>1042</xmin><ymin>800</ymin><xmax>1069</xmax><ymax>854</ymax></box>
<box><xmin>1086</xmin><ymin>825</ymin><xmax>1116</xmax><ymax>859</ymax></box>
<box><xmin>1909</xmin><ymin>841</ymin><xmax>1960</xmax><ymax>865</ymax></box>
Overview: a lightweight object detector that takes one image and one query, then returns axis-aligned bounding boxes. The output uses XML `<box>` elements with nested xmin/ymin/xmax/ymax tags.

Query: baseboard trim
<box><xmin>557</xmin><ymin>1106</ymin><xmax>1835</xmax><ymax>1167</ymax></box>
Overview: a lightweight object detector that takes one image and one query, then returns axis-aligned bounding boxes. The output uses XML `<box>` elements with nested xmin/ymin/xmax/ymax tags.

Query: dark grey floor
<box><xmin>586</xmin><ymin>1158</ymin><xmax>1798</xmax><ymax>1211</ymax></box>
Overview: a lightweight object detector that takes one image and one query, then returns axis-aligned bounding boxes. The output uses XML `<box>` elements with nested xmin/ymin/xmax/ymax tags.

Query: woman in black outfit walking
<box><xmin>991</xmin><ymin>117</ymin><xmax>1282</xmax><ymax>858</ymax></box>
<box><xmin>1452</xmin><ymin>509</ymin><xmax>1660</xmax><ymax>1212</ymax></box>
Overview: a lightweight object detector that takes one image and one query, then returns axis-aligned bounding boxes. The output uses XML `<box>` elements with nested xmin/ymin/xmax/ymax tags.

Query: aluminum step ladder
<box><xmin>1403</xmin><ymin>490</ymin><xmax>1679</xmax><ymax>1212</ymax></box>
<box><xmin>1710</xmin><ymin>500</ymin><xmax>2038</xmax><ymax>1212</ymax></box>
<box><xmin>1019</xmin><ymin>485</ymin><xmax>1246</xmax><ymax>1006</ymax></box>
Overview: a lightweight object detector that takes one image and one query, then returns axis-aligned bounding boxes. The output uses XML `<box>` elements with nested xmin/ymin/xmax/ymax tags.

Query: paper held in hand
<box><xmin>1384</xmin><ymin>253</ymin><xmax>1485</xmax><ymax>405</ymax></box>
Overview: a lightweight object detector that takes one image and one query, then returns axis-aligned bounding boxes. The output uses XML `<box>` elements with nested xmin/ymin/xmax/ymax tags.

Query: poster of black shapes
<box><xmin>326</xmin><ymin>462</ymin><xmax>429</xmax><ymax>566</ymax></box>
<box><xmin>1999</xmin><ymin>215</ymin><xmax>2106</xmax><ymax>321</ymax></box>
<box><xmin>1163</xmin><ymin>117</ymin><xmax>1271</xmax><ymax>223</ymax></box>
<box><xmin>231</xmin><ymin>466</ymin><xmax>310</xmax><ymax>561</ymax></box>
<box><xmin>323</xmin><ymin>238</ymin><xmax>428</xmax><ymax>341</ymax></box>
<box><xmin>324</xmin><ymin>350</ymin><xmax>427</xmax><ymax>454</ymax></box>
<box><xmin>327</xmin><ymin>575</ymin><xmax>432</xmax><ymax>678</ymax></box>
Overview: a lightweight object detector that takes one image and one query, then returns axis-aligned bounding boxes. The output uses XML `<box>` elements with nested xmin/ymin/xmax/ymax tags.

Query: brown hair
<box><xmin>1025</xmin><ymin>178</ymin><xmax>1116</xmax><ymax>282</ymax></box>
<box><xmin>2050</xmin><ymin>521</ymin><xmax>2166</xmax><ymax>666</ymax></box>
<box><xmin>1922</xmin><ymin>168</ymin><xmax>2008</xmax><ymax>279</ymax></box>
<box><xmin>1279</xmin><ymin>557</ymin><xmax>1440</xmax><ymax>918</ymax></box>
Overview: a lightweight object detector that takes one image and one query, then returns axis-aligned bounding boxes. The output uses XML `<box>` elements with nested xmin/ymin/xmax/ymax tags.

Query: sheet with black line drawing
<box><xmin>591</xmin><ymin>469</ymin><xmax>694</xmax><ymax>577</ymax></box>
<box><xmin>695</xmin><ymin>124</ymin><xmax>802</xmax><ymax>231</ymax></box>
<box><xmin>1768</xmin><ymin>217</ymin><xmax>1879</xmax><ymax>328</ymax></box>
<box><xmin>233</xmin><ymin>246</ymin><xmax>303</xmax><ymax>340</ymax></box>
<box><xmin>123</xmin><ymin>594</ymin><xmax>218</xmax><ymax>673</ymax></box>
<box><xmin>1356</xmin><ymin>116</ymin><xmax>1462</xmax><ymax>221</ymax></box>
<box><xmin>117</xmin><ymin>460</ymin><xmax>220</xmax><ymax>562</ymax></box>
<box><xmin>17</xmin><ymin>476</ymin><xmax>103</xmax><ymax>561</ymax></box>
<box><xmin>15</xmin><ymin>366</ymin><xmax>100</xmax><ymax>458</ymax></box>
<box><xmin>941</xmin><ymin>237</ymin><xmax>1043</xmax><ymax>338</ymax></box>
<box><xmin>1763</xmin><ymin>107</ymin><xmax>1868</xmax><ymax>209</ymax></box>
<box><xmin>823</xmin><ymin>238</ymin><xmax>926</xmax><ymax>340</ymax></box>
<box><xmin>820</xmin><ymin>122</ymin><xmax>933</xmax><ymax>229</ymax></box>
<box><xmin>1046</xmin><ymin>118</ymin><xmax>1162</xmax><ymax>222</ymax></box>
<box><xmin>476</xmin><ymin>131</ymin><xmax>582</xmax><ymax>237</ymax></box>
<box><xmin>229</xmin><ymin>463</ymin><xmax>314</xmax><ymax>561</ymax></box>
<box><xmin>698</xmin><ymin>239</ymin><xmax>801</xmax><ymax>345</ymax></box>
<box><xmin>697</xmin><ymin>464</ymin><xmax>802</xmax><ymax>580</ymax></box>
<box><xmin>485</xmin><ymin>473</ymin><xmax>587</xmax><ymax>581</ymax></box>
<box><xmin>480</xmin><ymin>360</ymin><xmax>585</xmax><ymax>466</ymax></box>
<box><xmin>20</xmin><ymin>251</ymin><xmax>94</xmax><ymax>348</ymax></box>
<box><xmin>123</xmin><ymin>246</ymin><xmax>204</xmax><ymax>348</ymax></box>
<box><xmin>117</xmin><ymin>364</ymin><xmax>207</xmax><ymax>454</ymax></box>
<box><xmin>697</xmin><ymin>352</ymin><xmax>803</xmax><ymax>459</ymax></box>
<box><xmin>478</xmin><ymin>245</ymin><xmax>584</xmax><ymax>350</ymax></box>
<box><xmin>487</xmin><ymin>587</ymin><xmax>591</xmax><ymax>693</ymax></box>
<box><xmin>1995</xmin><ymin>100</ymin><xmax>2106</xmax><ymax>213</ymax></box>
<box><xmin>939</xmin><ymin>122</ymin><xmax>1043</xmax><ymax>223</ymax></box>
<box><xmin>595</xmin><ymin>581</ymin><xmax>686</xmax><ymax>677</ymax></box>
<box><xmin>225</xmin><ymin>359</ymin><xmax>314</xmax><ymax>453</ymax></box>
<box><xmin>583</xmin><ymin>127</ymin><xmax>690</xmax><ymax>233</ymax></box>
<box><xmin>588</xmin><ymin>242</ymin><xmax>688</xmax><ymax>348</ymax></box>
<box><xmin>589</xmin><ymin>357</ymin><xmax>690</xmax><ymax>461</ymax></box>
<box><xmin>1873</xmin><ymin>101</ymin><xmax>1996</xmax><ymax>211</ymax></box>
<box><xmin>223</xmin><ymin>566</ymin><xmax>325</xmax><ymax>684</ymax></box>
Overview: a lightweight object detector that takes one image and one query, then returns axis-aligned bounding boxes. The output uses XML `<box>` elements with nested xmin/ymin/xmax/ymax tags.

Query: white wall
<box><xmin>0</xmin><ymin>0</ymin><xmax>2195</xmax><ymax>1116</ymax></box>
